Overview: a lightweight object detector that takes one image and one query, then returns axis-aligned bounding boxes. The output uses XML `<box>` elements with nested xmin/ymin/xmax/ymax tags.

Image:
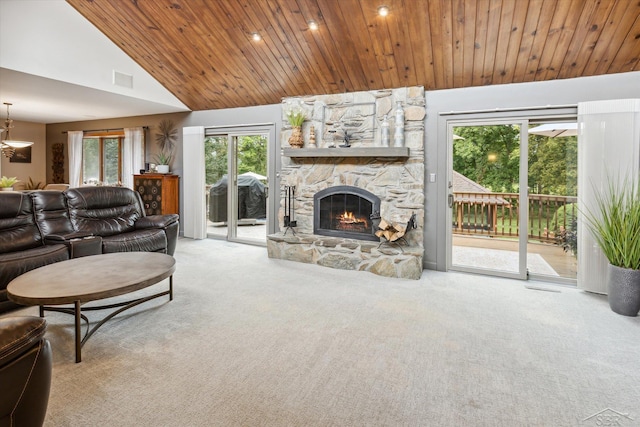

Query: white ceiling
<box><xmin>0</xmin><ymin>0</ymin><xmax>190</xmax><ymax>124</ymax></box>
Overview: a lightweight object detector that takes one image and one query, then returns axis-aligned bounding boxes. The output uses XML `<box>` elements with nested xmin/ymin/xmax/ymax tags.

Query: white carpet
<box><xmin>5</xmin><ymin>238</ymin><xmax>639</xmax><ymax>426</ymax></box>
<box><xmin>453</xmin><ymin>246</ymin><xmax>559</xmax><ymax>276</ymax></box>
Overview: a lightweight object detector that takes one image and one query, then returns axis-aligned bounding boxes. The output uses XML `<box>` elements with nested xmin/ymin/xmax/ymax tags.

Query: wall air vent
<box><xmin>113</xmin><ymin>70</ymin><xmax>133</xmax><ymax>88</ymax></box>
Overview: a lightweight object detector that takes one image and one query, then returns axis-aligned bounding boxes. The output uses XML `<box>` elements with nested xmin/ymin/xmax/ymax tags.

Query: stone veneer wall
<box><xmin>267</xmin><ymin>86</ymin><xmax>425</xmax><ymax>279</ymax></box>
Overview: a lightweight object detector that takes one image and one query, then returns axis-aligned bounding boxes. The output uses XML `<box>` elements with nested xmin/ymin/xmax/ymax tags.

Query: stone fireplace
<box><xmin>267</xmin><ymin>86</ymin><xmax>425</xmax><ymax>280</ymax></box>
<box><xmin>314</xmin><ymin>186</ymin><xmax>380</xmax><ymax>242</ymax></box>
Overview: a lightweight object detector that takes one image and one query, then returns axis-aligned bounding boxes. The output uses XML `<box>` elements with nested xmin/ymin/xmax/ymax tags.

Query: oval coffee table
<box><xmin>8</xmin><ymin>252</ymin><xmax>175</xmax><ymax>362</ymax></box>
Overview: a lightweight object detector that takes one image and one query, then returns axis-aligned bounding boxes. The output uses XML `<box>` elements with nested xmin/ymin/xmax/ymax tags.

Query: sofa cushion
<box><xmin>101</xmin><ymin>229</ymin><xmax>167</xmax><ymax>254</ymax></box>
<box><xmin>0</xmin><ymin>193</ymin><xmax>42</xmax><ymax>254</ymax></box>
<box><xmin>31</xmin><ymin>190</ymin><xmax>75</xmax><ymax>237</ymax></box>
<box><xmin>0</xmin><ymin>244</ymin><xmax>69</xmax><ymax>292</ymax></box>
<box><xmin>65</xmin><ymin>187</ymin><xmax>144</xmax><ymax>237</ymax></box>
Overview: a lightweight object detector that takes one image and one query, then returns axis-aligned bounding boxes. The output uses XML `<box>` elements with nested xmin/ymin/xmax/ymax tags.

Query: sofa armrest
<box><xmin>0</xmin><ymin>316</ymin><xmax>53</xmax><ymax>427</ymax></box>
<box><xmin>0</xmin><ymin>316</ymin><xmax>47</xmax><ymax>366</ymax></box>
<box><xmin>136</xmin><ymin>215</ymin><xmax>179</xmax><ymax>256</ymax></box>
<box><xmin>44</xmin><ymin>234</ymin><xmax>102</xmax><ymax>258</ymax></box>
<box><xmin>135</xmin><ymin>214</ymin><xmax>179</xmax><ymax>230</ymax></box>
<box><xmin>44</xmin><ymin>231</ymin><xmax>93</xmax><ymax>244</ymax></box>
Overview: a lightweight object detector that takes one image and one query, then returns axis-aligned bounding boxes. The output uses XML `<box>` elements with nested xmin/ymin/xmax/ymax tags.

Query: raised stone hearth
<box><xmin>268</xmin><ymin>86</ymin><xmax>425</xmax><ymax>280</ymax></box>
<box><xmin>267</xmin><ymin>233</ymin><xmax>423</xmax><ymax>280</ymax></box>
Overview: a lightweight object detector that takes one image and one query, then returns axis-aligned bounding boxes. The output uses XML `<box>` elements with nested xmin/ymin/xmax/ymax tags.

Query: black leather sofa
<box><xmin>0</xmin><ymin>316</ymin><xmax>52</xmax><ymax>426</ymax></box>
<box><xmin>0</xmin><ymin>186</ymin><xmax>179</xmax><ymax>313</ymax></box>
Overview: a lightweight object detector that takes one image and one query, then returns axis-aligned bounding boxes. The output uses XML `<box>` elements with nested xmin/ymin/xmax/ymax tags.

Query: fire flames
<box><xmin>336</xmin><ymin>211</ymin><xmax>368</xmax><ymax>232</ymax></box>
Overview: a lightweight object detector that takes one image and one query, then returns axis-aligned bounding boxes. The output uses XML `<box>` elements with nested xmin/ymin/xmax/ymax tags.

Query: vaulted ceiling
<box><xmin>68</xmin><ymin>0</ymin><xmax>640</xmax><ymax>112</ymax></box>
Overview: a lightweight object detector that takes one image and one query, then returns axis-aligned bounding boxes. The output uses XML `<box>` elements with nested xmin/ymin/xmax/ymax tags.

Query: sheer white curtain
<box><xmin>123</xmin><ymin>127</ymin><xmax>144</xmax><ymax>189</ymax></box>
<box><xmin>183</xmin><ymin>126</ymin><xmax>206</xmax><ymax>239</ymax></box>
<box><xmin>577</xmin><ymin>99</ymin><xmax>640</xmax><ymax>294</ymax></box>
<box><xmin>67</xmin><ymin>131</ymin><xmax>84</xmax><ymax>188</ymax></box>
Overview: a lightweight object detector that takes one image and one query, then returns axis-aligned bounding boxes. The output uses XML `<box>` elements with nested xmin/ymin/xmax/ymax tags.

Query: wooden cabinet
<box><xmin>134</xmin><ymin>174</ymin><xmax>180</xmax><ymax>216</ymax></box>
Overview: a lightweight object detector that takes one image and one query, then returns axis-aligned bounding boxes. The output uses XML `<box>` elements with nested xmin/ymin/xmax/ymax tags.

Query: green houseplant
<box><xmin>0</xmin><ymin>176</ymin><xmax>19</xmax><ymax>191</ymax></box>
<box><xmin>154</xmin><ymin>152</ymin><xmax>172</xmax><ymax>174</ymax></box>
<box><xmin>286</xmin><ymin>110</ymin><xmax>305</xmax><ymax>127</ymax></box>
<box><xmin>583</xmin><ymin>176</ymin><xmax>640</xmax><ymax>316</ymax></box>
<box><xmin>24</xmin><ymin>177</ymin><xmax>45</xmax><ymax>190</ymax></box>
<box><xmin>285</xmin><ymin>105</ymin><xmax>306</xmax><ymax>148</ymax></box>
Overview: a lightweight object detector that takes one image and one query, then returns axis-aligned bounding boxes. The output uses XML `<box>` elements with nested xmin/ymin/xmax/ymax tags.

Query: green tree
<box><xmin>528</xmin><ymin>135</ymin><xmax>577</xmax><ymax>196</ymax></box>
<box><xmin>204</xmin><ymin>135</ymin><xmax>267</xmax><ymax>185</ymax></box>
<box><xmin>103</xmin><ymin>138</ymin><xmax>120</xmax><ymax>184</ymax></box>
<box><xmin>82</xmin><ymin>138</ymin><xmax>99</xmax><ymax>184</ymax></box>
<box><xmin>204</xmin><ymin>136</ymin><xmax>227</xmax><ymax>185</ymax></box>
<box><xmin>237</xmin><ymin>135</ymin><xmax>267</xmax><ymax>176</ymax></box>
<box><xmin>453</xmin><ymin>125</ymin><xmax>521</xmax><ymax>192</ymax></box>
<box><xmin>454</xmin><ymin>125</ymin><xmax>577</xmax><ymax>197</ymax></box>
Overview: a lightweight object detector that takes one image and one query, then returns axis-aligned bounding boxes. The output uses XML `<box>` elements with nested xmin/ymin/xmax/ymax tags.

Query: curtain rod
<box><xmin>62</xmin><ymin>126</ymin><xmax>149</xmax><ymax>134</ymax></box>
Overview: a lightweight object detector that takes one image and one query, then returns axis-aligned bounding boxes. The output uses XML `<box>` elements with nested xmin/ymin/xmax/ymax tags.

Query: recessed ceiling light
<box><xmin>252</xmin><ymin>32</ymin><xmax>262</xmax><ymax>42</ymax></box>
<box><xmin>308</xmin><ymin>20</ymin><xmax>319</xmax><ymax>31</ymax></box>
<box><xmin>378</xmin><ymin>6</ymin><xmax>389</xmax><ymax>17</ymax></box>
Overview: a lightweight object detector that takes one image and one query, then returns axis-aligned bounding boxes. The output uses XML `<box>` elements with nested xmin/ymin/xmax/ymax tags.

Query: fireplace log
<box><xmin>375</xmin><ymin>218</ymin><xmax>408</xmax><ymax>242</ymax></box>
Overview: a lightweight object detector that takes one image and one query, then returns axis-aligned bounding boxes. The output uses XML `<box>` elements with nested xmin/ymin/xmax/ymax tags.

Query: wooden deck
<box><xmin>453</xmin><ymin>235</ymin><xmax>577</xmax><ymax>279</ymax></box>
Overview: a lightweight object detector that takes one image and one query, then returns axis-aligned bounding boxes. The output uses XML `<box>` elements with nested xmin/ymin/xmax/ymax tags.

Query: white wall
<box><xmin>424</xmin><ymin>71</ymin><xmax>640</xmax><ymax>271</ymax></box>
<box><xmin>0</xmin><ymin>0</ymin><xmax>186</xmax><ymax>109</ymax></box>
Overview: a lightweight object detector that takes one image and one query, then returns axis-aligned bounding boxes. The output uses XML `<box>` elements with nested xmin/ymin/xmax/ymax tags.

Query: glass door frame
<box><xmin>204</xmin><ymin>123</ymin><xmax>276</xmax><ymax>246</ymax></box>
<box><xmin>226</xmin><ymin>131</ymin><xmax>269</xmax><ymax>244</ymax></box>
<box><xmin>447</xmin><ymin>118</ymin><xmax>529</xmax><ymax>280</ymax></box>
<box><xmin>440</xmin><ymin>106</ymin><xmax>579</xmax><ymax>285</ymax></box>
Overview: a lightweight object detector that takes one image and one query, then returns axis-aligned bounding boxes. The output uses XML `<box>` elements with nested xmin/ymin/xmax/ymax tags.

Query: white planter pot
<box><xmin>0</xmin><ymin>187</ymin><xmax>14</xmax><ymax>191</ymax></box>
<box><xmin>156</xmin><ymin>165</ymin><xmax>170</xmax><ymax>174</ymax></box>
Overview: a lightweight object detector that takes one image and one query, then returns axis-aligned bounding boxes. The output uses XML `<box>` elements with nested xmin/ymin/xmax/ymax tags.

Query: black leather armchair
<box><xmin>0</xmin><ymin>316</ymin><xmax>53</xmax><ymax>427</ymax></box>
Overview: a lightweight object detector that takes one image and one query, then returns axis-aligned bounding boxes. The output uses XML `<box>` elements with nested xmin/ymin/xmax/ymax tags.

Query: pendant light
<box><xmin>1</xmin><ymin>103</ymin><xmax>34</xmax><ymax>158</ymax></box>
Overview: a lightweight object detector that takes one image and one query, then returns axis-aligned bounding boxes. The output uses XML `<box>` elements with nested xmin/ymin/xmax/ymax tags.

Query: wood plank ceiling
<box><xmin>67</xmin><ymin>0</ymin><xmax>640</xmax><ymax>112</ymax></box>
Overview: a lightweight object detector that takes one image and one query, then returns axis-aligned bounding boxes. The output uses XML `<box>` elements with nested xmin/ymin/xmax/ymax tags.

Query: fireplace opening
<box><xmin>314</xmin><ymin>186</ymin><xmax>380</xmax><ymax>241</ymax></box>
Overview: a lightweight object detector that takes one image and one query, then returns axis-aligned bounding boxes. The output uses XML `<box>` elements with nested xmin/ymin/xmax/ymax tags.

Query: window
<box><xmin>82</xmin><ymin>134</ymin><xmax>123</xmax><ymax>185</ymax></box>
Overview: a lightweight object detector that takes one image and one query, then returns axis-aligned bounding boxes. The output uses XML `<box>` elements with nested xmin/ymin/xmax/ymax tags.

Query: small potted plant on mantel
<box><xmin>0</xmin><ymin>176</ymin><xmax>19</xmax><ymax>191</ymax></box>
<box><xmin>154</xmin><ymin>119</ymin><xmax>177</xmax><ymax>174</ymax></box>
<box><xmin>584</xmin><ymin>175</ymin><xmax>640</xmax><ymax>316</ymax></box>
<box><xmin>285</xmin><ymin>103</ymin><xmax>306</xmax><ymax>148</ymax></box>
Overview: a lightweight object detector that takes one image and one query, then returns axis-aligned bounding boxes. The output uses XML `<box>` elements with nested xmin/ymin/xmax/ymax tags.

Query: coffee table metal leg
<box><xmin>75</xmin><ymin>300</ymin><xmax>82</xmax><ymax>363</ymax></box>
<box><xmin>42</xmin><ymin>281</ymin><xmax>173</xmax><ymax>363</ymax></box>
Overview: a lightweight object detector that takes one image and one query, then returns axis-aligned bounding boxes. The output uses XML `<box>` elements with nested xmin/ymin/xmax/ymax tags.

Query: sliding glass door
<box><xmin>231</xmin><ymin>134</ymin><xmax>268</xmax><ymax>242</ymax></box>
<box><xmin>447</xmin><ymin>118</ymin><xmax>578</xmax><ymax>283</ymax></box>
<box><xmin>448</xmin><ymin>120</ymin><xmax>529</xmax><ymax>279</ymax></box>
<box><xmin>205</xmin><ymin>135</ymin><xmax>228</xmax><ymax>239</ymax></box>
<box><xmin>205</xmin><ymin>132</ymin><xmax>269</xmax><ymax>245</ymax></box>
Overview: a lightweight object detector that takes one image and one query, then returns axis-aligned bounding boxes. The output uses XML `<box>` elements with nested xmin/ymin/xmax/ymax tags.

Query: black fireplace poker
<box><xmin>283</xmin><ymin>185</ymin><xmax>297</xmax><ymax>235</ymax></box>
